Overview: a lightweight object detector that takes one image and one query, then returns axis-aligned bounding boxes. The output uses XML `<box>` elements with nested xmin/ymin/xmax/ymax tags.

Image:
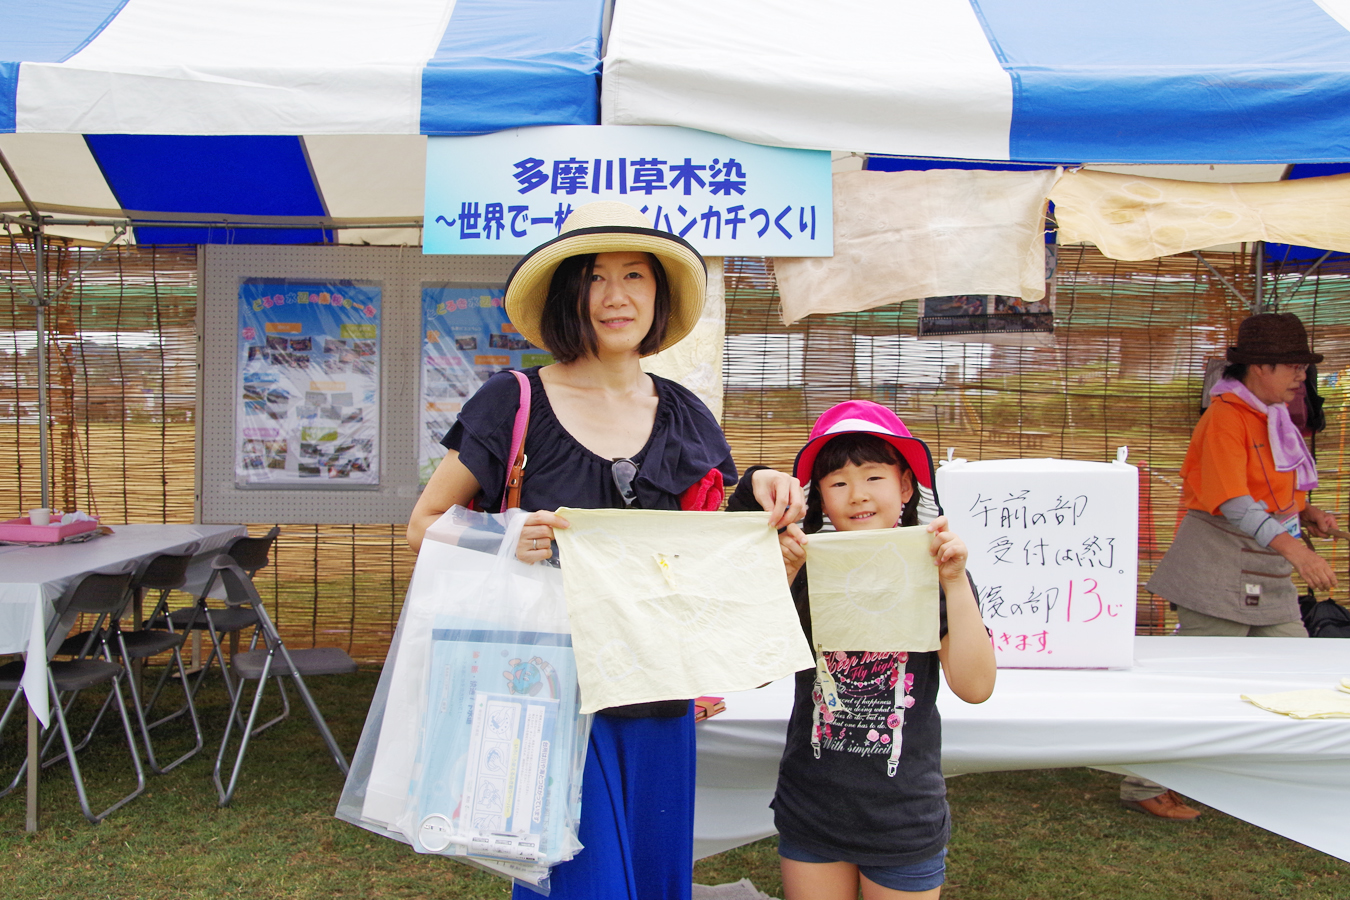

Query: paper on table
<box><xmin>553</xmin><ymin>509</ymin><xmax>813</xmax><ymax>715</ymax></box>
<box><xmin>1242</xmin><ymin>688</ymin><xmax>1350</xmax><ymax>719</ymax></box>
<box><xmin>806</xmin><ymin>526</ymin><xmax>940</xmax><ymax>652</ymax></box>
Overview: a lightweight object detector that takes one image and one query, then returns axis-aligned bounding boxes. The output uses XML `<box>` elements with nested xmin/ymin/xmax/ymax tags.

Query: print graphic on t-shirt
<box><xmin>816</xmin><ymin>650</ymin><xmax>915</xmax><ymax>757</ymax></box>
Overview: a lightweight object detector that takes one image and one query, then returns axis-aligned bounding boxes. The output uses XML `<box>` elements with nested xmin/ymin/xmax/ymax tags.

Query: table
<box><xmin>693</xmin><ymin>636</ymin><xmax>1350</xmax><ymax>863</ymax></box>
<box><xmin>0</xmin><ymin>523</ymin><xmax>246</xmax><ymax>829</ymax></box>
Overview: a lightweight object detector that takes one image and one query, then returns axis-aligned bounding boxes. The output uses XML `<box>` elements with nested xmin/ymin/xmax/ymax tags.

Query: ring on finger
<box><xmin>532</xmin><ymin>539</ymin><xmax>538</xmax><ymax>551</ymax></box>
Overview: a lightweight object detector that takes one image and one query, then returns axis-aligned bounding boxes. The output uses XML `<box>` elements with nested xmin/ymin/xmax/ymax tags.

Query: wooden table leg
<box><xmin>26</xmin><ymin>703</ymin><xmax>38</xmax><ymax>832</ymax></box>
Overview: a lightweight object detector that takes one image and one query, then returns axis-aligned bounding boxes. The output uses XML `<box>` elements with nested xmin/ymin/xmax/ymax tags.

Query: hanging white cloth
<box><xmin>773</xmin><ymin>168</ymin><xmax>1059</xmax><ymax>325</ymax></box>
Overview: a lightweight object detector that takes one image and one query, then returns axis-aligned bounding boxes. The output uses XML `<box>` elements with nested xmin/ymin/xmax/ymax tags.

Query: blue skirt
<box><xmin>515</xmin><ymin>705</ymin><xmax>696</xmax><ymax>900</ymax></box>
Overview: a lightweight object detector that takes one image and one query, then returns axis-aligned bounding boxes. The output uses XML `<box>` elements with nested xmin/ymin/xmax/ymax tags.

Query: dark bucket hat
<box><xmin>1226</xmin><ymin>313</ymin><xmax>1323</xmax><ymax>365</ymax></box>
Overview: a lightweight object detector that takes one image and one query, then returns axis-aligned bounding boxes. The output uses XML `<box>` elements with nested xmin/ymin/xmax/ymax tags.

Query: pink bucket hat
<box><xmin>793</xmin><ymin>400</ymin><xmax>935</xmax><ymax>489</ymax></box>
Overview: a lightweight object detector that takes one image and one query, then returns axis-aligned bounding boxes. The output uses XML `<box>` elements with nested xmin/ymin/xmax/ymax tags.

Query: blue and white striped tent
<box><xmin>0</xmin><ymin>0</ymin><xmax>607</xmax><ymax>244</ymax></box>
<box><xmin>602</xmin><ymin>0</ymin><xmax>1350</xmax><ymax>166</ymax></box>
<box><xmin>4</xmin><ymin>0</ymin><xmax>1350</xmax><ymax>246</ymax></box>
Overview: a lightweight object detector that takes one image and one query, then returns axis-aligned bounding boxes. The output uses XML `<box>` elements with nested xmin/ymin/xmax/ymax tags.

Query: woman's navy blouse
<box><xmin>442</xmin><ymin>367</ymin><xmax>737</xmax><ymax>513</ymax></box>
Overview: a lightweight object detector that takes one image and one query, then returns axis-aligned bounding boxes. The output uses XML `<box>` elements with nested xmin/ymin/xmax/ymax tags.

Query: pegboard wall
<box><xmin>199</xmin><ymin>245</ymin><xmax>517</xmax><ymax>524</ymax></box>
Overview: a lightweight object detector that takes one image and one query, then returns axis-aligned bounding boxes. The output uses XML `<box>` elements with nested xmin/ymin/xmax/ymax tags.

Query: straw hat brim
<box><xmin>504</xmin><ymin>225</ymin><xmax>707</xmax><ymax>356</ymax></box>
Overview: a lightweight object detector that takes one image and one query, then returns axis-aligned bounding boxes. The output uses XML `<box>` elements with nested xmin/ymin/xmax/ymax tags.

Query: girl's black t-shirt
<box><xmin>729</xmin><ymin>469</ymin><xmax>952</xmax><ymax>866</ymax></box>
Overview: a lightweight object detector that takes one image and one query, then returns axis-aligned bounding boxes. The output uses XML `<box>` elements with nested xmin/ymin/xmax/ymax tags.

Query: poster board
<box><xmin>200</xmin><ymin>245</ymin><xmax>518</xmax><ymax>525</ymax></box>
<box><xmin>235</xmin><ymin>279</ymin><xmax>382</xmax><ymax>488</ymax></box>
<box><xmin>419</xmin><ymin>285</ymin><xmax>553</xmax><ymax>486</ymax></box>
<box><xmin>935</xmin><ymin>453</ymin><xmax>1138</xmax><ymax>668</ymax></box>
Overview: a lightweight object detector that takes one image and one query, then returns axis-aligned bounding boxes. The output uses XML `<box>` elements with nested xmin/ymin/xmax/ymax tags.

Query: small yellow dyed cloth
<box><xmin>806</xmin><ymin>526</ymin><xmax>940</xmax><ymax>652</ymax></box>
<box><xmin>554</xmin><ymin>509</ymin><xmax>813</xmax><ymax>715</ymax></box>
<box><xmin>1241</xmin><ymin>688</ymin><xmax>1350</xmax><ymax>719</ymax></box>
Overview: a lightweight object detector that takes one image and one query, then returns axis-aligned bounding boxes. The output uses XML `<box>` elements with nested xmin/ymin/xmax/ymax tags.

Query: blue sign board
<box><xmin>425</xmin><ymin>125</ymin><xmax>832</xmax><ymax>257</ymax></box>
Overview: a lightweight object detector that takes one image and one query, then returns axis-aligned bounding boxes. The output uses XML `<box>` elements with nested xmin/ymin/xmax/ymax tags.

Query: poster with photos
<box><xmin>236</xmin><ymin>279</ymin><xmax>381</xmax><ymax>488</ymax></box>
<box><xmin>917</xmin><ymin>292</ymin><xmax>1055</xmax><ymax>338</ymax></box>
<box><xmin>918</xmin><ymin>247</ymin><xmax>1057</xmax><ymax>342</ymax></box>
<box><xmin>419</xmin><ymin>285</ymin><xmax>552</xmax><ymax>486</ymax></box>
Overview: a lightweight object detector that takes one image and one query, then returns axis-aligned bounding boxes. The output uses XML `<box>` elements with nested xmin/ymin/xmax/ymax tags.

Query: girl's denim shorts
<box><xmin>777</xmin><ymin>836</ymin><xmax>946</xmax><ymax>892</ymax></box>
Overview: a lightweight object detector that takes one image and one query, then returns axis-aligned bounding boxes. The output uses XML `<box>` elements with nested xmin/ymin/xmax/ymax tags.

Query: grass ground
<box><xmin>2</xmin><ymin>668</ymin><xmax>1346</xmax><ymax>900</ymax></box>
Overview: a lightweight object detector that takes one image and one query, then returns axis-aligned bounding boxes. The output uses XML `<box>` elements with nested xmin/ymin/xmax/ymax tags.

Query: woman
<box><xmin>1129</xmin><ymin>312</ymin><xmax>1338</xmax><ymax>820</ymax></box>
<box><xmin>409</xmin><ymin>201</ymin><xmax>801</xmax><ymax>900</ymax></box>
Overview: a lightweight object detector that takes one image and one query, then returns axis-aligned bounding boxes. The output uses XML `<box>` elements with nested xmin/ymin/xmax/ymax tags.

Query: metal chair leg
<box><xmin>121</xmin><ymin>638</ymin><xmax>203</xmax><ymax>775</ymax></box>
<box><xmin>48</xmin><ymin>672</ymin><xmax>146</xmax><ymax>824</ymax></box>
<box><xmin>277</xmin><ymin>644</ymin><xmax>350</xmax><ymax>776</ymax></box>
<box><xmin>0</xmin><ymin>689</ymin><xmax>28</xmax><ymax>798</ymax></box>
<box><xmin>213</xmin><ymin>651</ymin><xmax>275</xmax><ymax>807</ymax></box>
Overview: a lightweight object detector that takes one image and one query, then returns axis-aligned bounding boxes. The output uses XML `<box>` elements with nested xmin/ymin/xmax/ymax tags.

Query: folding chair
<box><xmin>209</xmin><ymin>557</ymin><xmax>356</xmax><ymax>807</ymax></box>
<box><xmin>152</xmin><ymin>527</ymin><xmax>278</xmax><ymax>709</ymax></box>
<box><xmin>0</xmin><ymin>568</ymin><xmax>147</xmax><ymax>824</ymax></box>
<box><xmin>59</xmin><ymin>548</ymin><xmax>205</xmax><ymax>774</ymax></box>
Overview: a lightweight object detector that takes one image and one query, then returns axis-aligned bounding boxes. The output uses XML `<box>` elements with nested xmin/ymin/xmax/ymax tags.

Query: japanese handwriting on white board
<box><xmin>986</xmin><ymin>536</ymin><xmax>1116</xmax><ymax>568</ymax></box>
<box><xmin>978</xmin><ymin>578</ymin><xmax>1125</xmax><ymax>627</ymax></box>
<box><xmin>937</xmin><ymin>461</ymin><xmax>1137</xmax><ymax>667</ymax></box>
<box><xmin>968</xmin><ymin>492</ymin><xmax>1089</xmax><ymax>529</ymax></box>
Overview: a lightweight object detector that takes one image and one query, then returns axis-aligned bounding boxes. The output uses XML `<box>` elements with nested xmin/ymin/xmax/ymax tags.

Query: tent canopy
<box><xmin>5</xmin><ymin>0</ymin><xmax>1350</xmax><ymax>246</ymax></box>
<box><xmin>602</xmin><ymin>0</ymin><xmax>1350</xmax><ymax>165</ymax></box>
<box><xmin>0</xmin><ymin>0</ymin><xmax>606</xmax><ymax>244</ymax></box>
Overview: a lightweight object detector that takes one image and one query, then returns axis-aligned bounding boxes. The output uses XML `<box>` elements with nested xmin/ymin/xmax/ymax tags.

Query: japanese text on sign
<box><xmin>425</xmin><ymin>126</ymin><xmax>832</xmax><ymax>257</ymax></box>
<box><xmin>935</xmin><ymin>458</ymin><xmax>1138</xmax><ymax>669</ymax></box>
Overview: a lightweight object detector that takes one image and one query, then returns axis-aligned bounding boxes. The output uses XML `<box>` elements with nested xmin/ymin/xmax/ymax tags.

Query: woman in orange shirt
<box><xmin>1148</xmin><ymin>312</ymin><xmax>1337</xmax><ymax>632</ymax></box>
<box><xmin>1125</xmin><ymin>314</ymin><xmax>1338</xmax><ymax>821</ymax></box>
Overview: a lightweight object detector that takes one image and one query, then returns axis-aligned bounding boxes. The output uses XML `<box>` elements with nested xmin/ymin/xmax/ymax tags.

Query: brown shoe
<box><xmin>1121</xmin><ymin>790</ymin><xmax>1202</xmax><ymax>820</ymax></box>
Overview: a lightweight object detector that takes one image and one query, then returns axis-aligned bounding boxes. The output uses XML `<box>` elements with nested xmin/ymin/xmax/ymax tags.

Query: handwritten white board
<box><xmin>935</xmin><ymin>456</ymin><xmax>1138</xmax><ymax>668</ymax></box>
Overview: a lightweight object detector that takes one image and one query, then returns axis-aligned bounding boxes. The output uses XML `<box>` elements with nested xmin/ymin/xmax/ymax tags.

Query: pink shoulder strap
<box><xmin>500</xmin><ymin>370</ymin><xmax>531</xmax><ymax>511</ymax></box>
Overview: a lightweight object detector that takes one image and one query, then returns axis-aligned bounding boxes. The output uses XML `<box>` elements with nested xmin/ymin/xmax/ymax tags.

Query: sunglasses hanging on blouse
<box><xmin>612</xmin><ymin>458</ymin><xmax>639</xmax><ymax>509</ymax></box>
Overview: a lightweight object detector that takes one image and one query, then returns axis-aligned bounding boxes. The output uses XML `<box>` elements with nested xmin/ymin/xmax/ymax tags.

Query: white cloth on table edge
<box><xmin>692</xmin><ymin>637</ymin><xmax>1350</xmax><ymax>863</ymax></box>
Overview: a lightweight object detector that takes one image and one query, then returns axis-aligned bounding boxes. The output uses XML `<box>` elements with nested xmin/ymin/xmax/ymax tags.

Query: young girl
<box><xmin>729</xmin><ymin>400</ymin><xmax>996</xmax><ymax>900</ymax></box>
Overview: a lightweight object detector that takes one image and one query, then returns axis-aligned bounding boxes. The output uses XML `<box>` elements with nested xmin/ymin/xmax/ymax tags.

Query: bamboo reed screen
<box><xmin>724</xmin><ymin>248</ymin><xmax>1350</xmax><ymax>635</ymax></box>
<box><xmin>0</xmin><ymin>239</ymin><xmax>410</xmax><ymax>662</ymax></box>
<box><xmin>4</xmin><ymin>239</ymin><xmax>1348</xmax><ymax>660</ymax></box>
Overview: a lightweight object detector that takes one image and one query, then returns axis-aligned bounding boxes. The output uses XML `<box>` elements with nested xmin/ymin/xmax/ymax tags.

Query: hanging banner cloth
<box><xmin>773</xmin><ymin>169</ymin><xmax>1059</xmax><ymax>325</ymax></box>
<box><xmin>806</xmin><ymin>527</ymin><xmax>941</xmax><ymax>653</ymax></box>
<box><xmin>553</xmin><ymin>509</ymin><xmax>813</xmax><ymax>714</ymax></box>
<box><xmin>1049</xmin><ymin>169</ymin><xmax>1350</xmax><ymax>261</ymax></box>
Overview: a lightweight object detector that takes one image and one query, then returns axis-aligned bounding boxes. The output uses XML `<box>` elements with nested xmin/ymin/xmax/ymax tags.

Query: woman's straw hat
<box><xmin>504</xmin><ymin>202</ymin><xmax>707</xmax><ymax>355</ymax></box>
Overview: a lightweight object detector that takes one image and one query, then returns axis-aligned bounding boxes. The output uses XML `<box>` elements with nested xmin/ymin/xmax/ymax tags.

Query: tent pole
<box><xmin>33</xmin><ymin>220</ymin><xmax>49</xmax><ymax>509</ymax></box>
<box><xmin>1253</xmin><ymin>241</ymin><xmax>1265</xmax><ymax>314</ymax></box>
<box><xmin>0</xmin><ymin>146</ymin><xmax>51</xmax><ymax>508</ymax></box>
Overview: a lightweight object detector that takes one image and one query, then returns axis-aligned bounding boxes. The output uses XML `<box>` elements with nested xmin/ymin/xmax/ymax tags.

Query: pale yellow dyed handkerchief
<box><xmin>1340</xmin><ymin>677</ymin><xmax>1350</xmax><ymax>695</ymax></box>
<box><xmin>554</xmin><ymin>509</ymin><xmax>813</xmax><ymax>715</ymax></box>
<box><xmin>1242</xmin><ymin>688</ymin><xmax>1350</xmax><ymax>719</ymax></box>
<box><xmin>806</xmin><ymin>526</ymin><xmax>940</xmax><ymax>652</ymax></box>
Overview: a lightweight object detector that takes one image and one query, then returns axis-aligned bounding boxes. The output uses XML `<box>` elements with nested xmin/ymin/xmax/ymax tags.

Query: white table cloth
<box><xmin>694</xmin><ymin>636</ymin><xmax>1350</xmax><ymax>862</ymax></box>
<box><xmin>0</xmin><ymin>523</ymin><xmax>246</xmax><ymax>726</ymax></box>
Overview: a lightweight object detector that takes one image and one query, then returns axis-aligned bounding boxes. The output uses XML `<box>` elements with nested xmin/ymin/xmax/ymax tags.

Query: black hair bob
<box><xmin>538</xmin><ymin>253</ymin><xmax>672</xmax><ymax>363</ymax></box>
<box><xmin>802</xmin><ymin>432</ymin><xmax>921</xmax><ymax>534</ymax></box>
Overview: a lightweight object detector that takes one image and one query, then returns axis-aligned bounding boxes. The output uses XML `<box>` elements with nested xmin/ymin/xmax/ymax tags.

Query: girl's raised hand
<box><xmin>779</xmin><ymin>522</ymin><xmax>808</xmax><ymax>583</ymax></box>
<box><xmin>925</xmin><ymin>515</ymin><xmax>969</xmax><ymax>585</ymax></box>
